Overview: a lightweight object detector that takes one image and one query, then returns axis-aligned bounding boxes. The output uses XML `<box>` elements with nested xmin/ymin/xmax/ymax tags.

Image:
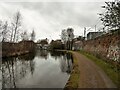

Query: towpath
<box><xmin>72</xmin><ymin>51</ymin><xmax>117</xmax><ymax>88</ymax></box>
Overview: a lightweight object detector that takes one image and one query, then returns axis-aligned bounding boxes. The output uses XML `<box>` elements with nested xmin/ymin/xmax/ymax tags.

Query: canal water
<box><xmin>0</xmin><ymin>50</ymin><xmax>73</xmax><ymax>88</ymax></box>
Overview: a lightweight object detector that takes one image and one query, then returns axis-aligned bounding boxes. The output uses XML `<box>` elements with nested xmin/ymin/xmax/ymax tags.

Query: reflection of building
<box><xmin>87</xmin><ymin>32</ymin><xmax>104</xmax><ymax>40</ymax></box>
<box><xmin>43</xmin><ymin>44</ymin><xmax>49</xmax><ymax>50</ymax></box>
<box><xmin>36</xmin><ymin>50</ymin><xmax>48</xmax><ymax>59</ymax></box>
<box><xmin>36</xmin><ymin>38</ymin><xmax>49</xmax><ymax>50</ymax></box>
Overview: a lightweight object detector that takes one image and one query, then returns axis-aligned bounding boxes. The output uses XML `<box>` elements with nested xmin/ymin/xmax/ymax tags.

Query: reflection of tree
<box><xmin>36</xmin><ymin>50</ymin><xmax>48</xmax><ymax>60</ymax></box>
<box><xmin>50</xmin><ymin>51</ymin><xmax>65</xmax><ymax>60</ymax></box>
<box><xmin>2</xmin><ymin>64</ymin><xmax>5</xmax><ymax>88</ymax></box>
<box><xmin>2</xmin><ymin>58</ymin><xmax>16</xmax><ymax>88</ymax></box>
<box><xmin>60</xmin><ymin>53</ymin><xmax>73</xmax><ymax>74</ymax></box>
<box><xmin>1</xmin><ymin>51</ymin><xmax>74</xmax><ymax>88</ymax></box>
<box><xmin>66</xmin><ymin>53</ymin><xmax>73</xmax><ymax>73</ymax></box>
<box><xmin>29</xmin><ymin>60</ymin><xmax>35</xmax><ymax>75</ymax></box>
<box><xmin>2</xmin><ymin>52</ymin><xmax>35</xmax><ymax>88</ymax></box>
<box><xmin>12</xmin><ymin>58</ymin><xmax>16</xmax><ymax>88</ymax></box>
<box><xmin>18</xmin><ymin>51</ymin><xmax>36</xmax><ymax>60</ymax></box>
<box><xmin>60</xmin><ymin>55</ymin><xmax>67</xmax><ymax>72</ymax></box>
<box><xmin>50</xmin><ymin>51</ymin><xmax>73</xmax><ymax>73</ymax></box>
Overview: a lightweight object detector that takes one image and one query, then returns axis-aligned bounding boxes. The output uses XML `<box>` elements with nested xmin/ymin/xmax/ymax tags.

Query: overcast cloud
<box><xmin>0</xmin><ymin>0</ymin><xmax>110</xmax><ymax>41</ymax></box>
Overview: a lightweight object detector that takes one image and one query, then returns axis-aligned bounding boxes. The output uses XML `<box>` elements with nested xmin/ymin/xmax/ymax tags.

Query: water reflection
<box><xmin>50</xmin><ymin>51</ymin><xmax>65</xmax><ymax>60</ymax></box>
<box><xmin>1</xmin><ymin>50</ymin><xmax>73</xmax><ymax>88</ymax></box>
<box><xmin>60</xmin><ymin>53</ymin><xmax>73</xmax><ymax>74</ymax></box>
<box><xmin>0</xmin><ymin>60</ymin><xmax>2</xmax><ymax>90</ymax></box>
<box><xmin>36</xmin><ymin>50</ymin><xmax>48</xmax><ymax>60</ymax></box>
<box><xmin>1</xmin><ymin>53</ymin><xmax>36</xmax><ymax>88</ymax></box>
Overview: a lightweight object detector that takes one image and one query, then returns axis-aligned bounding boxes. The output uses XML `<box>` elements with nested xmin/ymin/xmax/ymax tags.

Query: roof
<box><xmin>87</xmin><ymin>32</ymin><xmax>103</xmax><ymax>35</ymax></box>
<box><xmin>74</xmin><ymin>41</ymin><xmax>82</xmax><ymax>44</ymax></box>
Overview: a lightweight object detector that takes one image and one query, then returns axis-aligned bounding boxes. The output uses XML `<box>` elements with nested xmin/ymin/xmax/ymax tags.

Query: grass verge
<box><xmin>64</xmin><ymin>51</ymin><xmax>80</xmax><ymax>89</ymax></box>
<box><xmin>79</xmin><ymin>50</ymin><xmax>120</xmax><ymax>88</ymax></box>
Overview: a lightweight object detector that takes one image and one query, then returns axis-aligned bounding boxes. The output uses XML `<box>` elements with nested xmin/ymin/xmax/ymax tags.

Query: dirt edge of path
<box><xmin>64</xmin><ymin>51</ymin><xmax>80</xmax><ymax>89</ymax></box>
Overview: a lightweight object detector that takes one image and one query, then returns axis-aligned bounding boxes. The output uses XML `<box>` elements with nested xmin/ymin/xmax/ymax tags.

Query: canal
<box><xmin>0</xmin><ymin>50</ymin><xmax>73</xmax><ymax>88</ymax></box>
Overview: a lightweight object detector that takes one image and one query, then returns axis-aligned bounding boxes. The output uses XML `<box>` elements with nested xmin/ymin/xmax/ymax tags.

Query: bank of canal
<box><xmin>64</xmin><ymin>51</ymin><xmax>80</xmax><ymax>88</ymax></box>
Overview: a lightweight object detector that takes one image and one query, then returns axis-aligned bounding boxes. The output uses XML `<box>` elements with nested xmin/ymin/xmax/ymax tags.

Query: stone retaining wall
<box><xmin>83</xmin><ymin>31</ymin><xmax>120</xmax><ymax>64</ymax></box>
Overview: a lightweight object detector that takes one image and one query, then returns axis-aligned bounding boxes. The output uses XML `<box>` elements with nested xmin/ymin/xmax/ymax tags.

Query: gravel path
<box><xmin>72</xmin><ymin>51</ymin><xmax>117</xmax><ymax>88</ymax></box>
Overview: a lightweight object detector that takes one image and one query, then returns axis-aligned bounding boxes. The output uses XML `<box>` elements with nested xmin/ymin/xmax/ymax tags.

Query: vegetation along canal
<box><xmin>1</xmin><ymin>50</ymin><xmax>73</xmax><ymax>88</ymax></box>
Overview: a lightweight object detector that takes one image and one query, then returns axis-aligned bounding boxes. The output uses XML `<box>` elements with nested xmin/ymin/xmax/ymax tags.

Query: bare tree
<box><xmin>67</xmin><ymin>28</ymin><xmax>74</xmax><ymax>50</ymax></box>
<box><xmin>21</xmin><ymin>30</ymin><xmax>29</xmax><ymax>41</ymax></box>
<box><xmin>10</xmin><ymin>23</ymin><xmax>15</xmax><ymax>42</ymax></box>
<box><xmin>2</xmin><ymin>21</ymin><xmax>9</xmax><ymax>42</ymax></box>
<box><xmin>0</xmin><ymin>20</ymin><xmax>2</xmax><ymax>29</ymax></box>
<box><xmin>61</xmin><ymin>29</ymin><xmax>67</xmax><ymax>44</ymax></box>
<box><xmin>12</xmin><ymin>11</ymin><xmax>22</xmax><ymax>42</ymax></box>
<box><xmin>0</xmin><ymin>20</ymin><xmax>3</xmax><ymax>42</ymax></box>
<box><xmin>30</xmin><ymin>29</ymin><xmax>35</xmax><ymax>41</ymax></box>
<box><xmin>67</xmin><ymin>28</ymin><xmax>74</xmax><ymax>41</ymax></box>
<box><xmin>61</xmin><ymin>28</ymin><xmax>74</xmax><ymax>50</ymax></box>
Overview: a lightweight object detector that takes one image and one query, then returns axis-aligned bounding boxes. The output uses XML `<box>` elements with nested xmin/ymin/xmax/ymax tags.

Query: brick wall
<box><xmin>2</xmin><ymin>40</ymin><xmax>35</xmax><ymax>57</ymax></box>
<box><xmin>83</xmin><ymin>32</ymin><xmax>120</xmax><ymax>64</ymax></box>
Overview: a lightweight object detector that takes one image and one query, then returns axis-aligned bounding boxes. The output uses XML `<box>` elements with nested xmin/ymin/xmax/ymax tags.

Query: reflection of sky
<box><xmin>1</xmin><ymin>51</ymin><xmax>73</xmax><ymax>88</ymax></box>
<box><xmin>0</xmin><ymin>60</ymin><xmax>1</xmax><ymax>90</ymax></box>
<box><xmin>17</xmin><ymin>55</ymin><xmax>70</xmax><ymax>88</ymax></box>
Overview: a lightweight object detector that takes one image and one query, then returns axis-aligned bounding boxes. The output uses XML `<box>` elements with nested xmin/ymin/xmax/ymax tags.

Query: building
<box><xmin>36</xmin><ymin>38</ymin><xmax>49</xmax><ymax>50</ymax></box>
<box><xmin>72</xmin><ymin>36</ymin><xmax>84</xmax><ymax>50</ymax></box>
<box><xmin>87</xmin><ymin>32</ymin><xmax>104</xmax><ymax>40</ymax></box>
<box><xmin>73</xmin><ymin>41</ymin><xmax>83</xmax><ymax>50</ymax></box>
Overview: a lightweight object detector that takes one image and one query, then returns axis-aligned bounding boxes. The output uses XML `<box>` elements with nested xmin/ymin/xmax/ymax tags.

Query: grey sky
<box><xmin>0</xmin><ymin>0</ymin><xmax>110</xmax><ymax>41</ymax></box>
